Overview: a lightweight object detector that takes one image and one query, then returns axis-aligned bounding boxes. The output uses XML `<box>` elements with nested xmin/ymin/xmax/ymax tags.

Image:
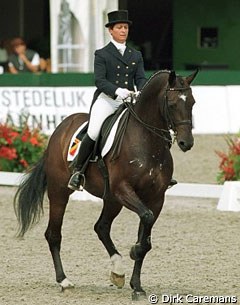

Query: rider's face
<box><xmin>109</xmin><ymin>23</ymin><xmax>129</xmax><ymax>43</ymax></box>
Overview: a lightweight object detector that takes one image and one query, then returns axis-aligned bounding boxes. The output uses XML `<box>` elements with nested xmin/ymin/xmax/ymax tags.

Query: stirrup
<box><xmin>67</xmin><ymin>171</ymin><xmax>86</xmax><ymax>191</ymax></box>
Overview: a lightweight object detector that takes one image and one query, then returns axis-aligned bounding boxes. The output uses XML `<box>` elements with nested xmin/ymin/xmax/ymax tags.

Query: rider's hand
<box><xmin>115</xmin><ymin>88</ymin><xmax>131</xmax><ymax>99</ymax></box>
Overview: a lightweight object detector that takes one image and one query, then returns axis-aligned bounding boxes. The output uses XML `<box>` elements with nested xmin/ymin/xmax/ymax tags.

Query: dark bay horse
<box><xmin>14</xmin><ymin>70</ymin><xmax>198</xmax><ymax>300</ymax></box>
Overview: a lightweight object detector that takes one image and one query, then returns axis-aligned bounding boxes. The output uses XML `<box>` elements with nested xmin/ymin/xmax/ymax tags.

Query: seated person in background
<box><xmin>8</xmin><ymin>37</ymin><xmax>40</xmax><ymax>73</ymax></box>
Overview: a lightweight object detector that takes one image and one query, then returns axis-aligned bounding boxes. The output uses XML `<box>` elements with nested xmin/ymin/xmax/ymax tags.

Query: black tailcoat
<box><xmin>93</xmin><ymin>42</ymin><xmax>147</xmax><ymax>99</ymax></box>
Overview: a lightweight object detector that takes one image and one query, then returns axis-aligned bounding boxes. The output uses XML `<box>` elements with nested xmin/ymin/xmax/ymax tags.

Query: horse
<box><xmin>14</xmin><ymin>69</ymin><xmax>198</xmax><ymax>300</ymax></box>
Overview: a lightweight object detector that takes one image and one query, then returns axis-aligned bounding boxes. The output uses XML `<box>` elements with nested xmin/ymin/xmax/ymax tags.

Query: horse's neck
<box><xmin>134</xmin><ymin>78</ymin><xmax>167</xmax><ymax>130</ymax></box>
<box><xmin>126</xmin><ymin>112</ymin><xmax>170</xmax><ymax>165</ymax></box>
<box><xmin>127</xmin><ymin>93</ymin><xmax>169</xmax><ymax>156</ymax></box>
<box><xmin>126</xmin><ymin>75</ymin><xmax>171</xmax><ymax>157</ymax></box>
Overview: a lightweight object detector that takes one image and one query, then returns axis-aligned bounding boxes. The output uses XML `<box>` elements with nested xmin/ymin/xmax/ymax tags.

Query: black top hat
<box><xmin>105</xmin><ymin>10</ymin><xmax>132</xmax><ymax>27</ymax></box>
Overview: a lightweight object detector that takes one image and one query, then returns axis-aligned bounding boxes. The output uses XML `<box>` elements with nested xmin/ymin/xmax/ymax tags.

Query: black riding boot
<box><xmin>68</xmin><ymin>134</ymin><xmax>95</xmax><ymax>191</ymax></box>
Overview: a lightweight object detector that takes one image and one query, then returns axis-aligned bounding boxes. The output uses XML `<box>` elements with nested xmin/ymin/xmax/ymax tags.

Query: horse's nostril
<box><xmin>179</xmin><ymin>141</ymin><xmax>186</xmax><ymax>149</ymax></box>
<box><xmin>178</xmin><ymin>140</ymin><xmax>193</xmax><ymax>152</ymax></box>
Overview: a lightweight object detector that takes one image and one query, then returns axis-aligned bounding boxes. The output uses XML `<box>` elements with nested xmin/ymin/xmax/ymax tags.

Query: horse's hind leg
<box><xmin>94</xmin><ymin>198</ymin><xmax>125</xmax><ymax>288</ymax></box>
<box><xmin>45</xmin><ymin>187</ymin><xmax>74</xmax><ymax>291</ymax></box>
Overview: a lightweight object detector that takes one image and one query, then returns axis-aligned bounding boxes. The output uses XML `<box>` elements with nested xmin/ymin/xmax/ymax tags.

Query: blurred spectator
<box><xmin>8</xmin><ymin>37</ymin><xmax>40</xmax><ymax>73</ymax></box>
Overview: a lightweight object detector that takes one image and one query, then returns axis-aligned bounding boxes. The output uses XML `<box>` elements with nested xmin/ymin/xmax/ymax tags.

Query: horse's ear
<box><xmin>186</xmin><ymin>69</ymin><xmax>199</xmax><ymax>85</ymax></box>
<box><xmin>168</xmin><ymin>70</ymin><xmax>176</xmax><ymax>88</ymax></box>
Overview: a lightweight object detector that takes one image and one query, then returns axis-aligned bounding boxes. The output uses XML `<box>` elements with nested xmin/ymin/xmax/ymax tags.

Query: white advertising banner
<box><xmin>0</xmin><ymin>86</ymin><xmax>239</xmax><ymax>135</ymax></box>
<box><xmin>0</xmin><ymin>86</ymin><xmax>96</xmax><ymax>134</ymax></box>
<box><xmin>192</xmin><ymin>86</ymin><xmax>240</xmax><ymax>134</ymax></box>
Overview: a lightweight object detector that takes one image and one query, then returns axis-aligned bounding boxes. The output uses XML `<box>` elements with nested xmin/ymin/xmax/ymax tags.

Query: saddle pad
<box><xmin>67</xmin><ymin>121</ymin><xmax>88</xmax><ymax>161</ymax></box>
<box><xmin>67</xmin><ymin>109</ymin><xmax>127</xmax><ymax>161</ymax></box>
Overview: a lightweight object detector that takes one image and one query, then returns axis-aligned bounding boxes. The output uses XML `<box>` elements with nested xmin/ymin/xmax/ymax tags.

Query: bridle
<box><xmin>123</xmin><ymin>85</ymin><xmax>192</xmax><ymax>144</ymax></box>
<box><xmin>164</xmin><ymin>86</ymin><xmax>192</xmax><ymax>131</ymax></box>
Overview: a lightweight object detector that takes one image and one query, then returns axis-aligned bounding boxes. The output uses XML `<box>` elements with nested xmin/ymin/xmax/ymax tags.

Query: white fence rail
<box><xmin>1</xmin><ymin>172</ymin><xmax>239</xmax><ymax>212</ymax></box>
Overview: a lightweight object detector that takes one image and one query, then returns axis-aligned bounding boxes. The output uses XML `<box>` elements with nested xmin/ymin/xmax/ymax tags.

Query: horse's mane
<box><xmin>142</xmin><ymin>69</ymin><xmax>171</xmax><ymax>91</ymax></box>
<box><xmin>136</xmin><ymin>69</ymin><xmax>171</xmax><ymax>101</ymax></box>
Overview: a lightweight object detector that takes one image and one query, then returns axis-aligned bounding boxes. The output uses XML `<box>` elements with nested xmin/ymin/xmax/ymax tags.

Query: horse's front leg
<box><xmin>45</xmin><ymin>189</ymin><xmax>74</xmax><ymax>291</ymax></box>
<box><xmin>129</xmin><ymin>195</ymin><xmax>164</xmax><ymax>301</ymax></box>
<box><xmin>114</xmin><ymin>182</ymin><xmax>159</xmax><ymax>299</ymax></box>
<box><xmin>129</xmin><ymin>221</ymin><xmax>154</xmax><ymax>301</ymax></box>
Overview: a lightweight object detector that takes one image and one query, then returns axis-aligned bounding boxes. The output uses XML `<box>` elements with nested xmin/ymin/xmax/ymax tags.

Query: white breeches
<box><xmin>87</xmin><ymin>92</ymin><xmax>123</xmax><ymax>141</ymax></box>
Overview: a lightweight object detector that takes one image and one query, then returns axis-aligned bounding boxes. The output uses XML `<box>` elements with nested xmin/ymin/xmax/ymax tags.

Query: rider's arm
<box><xmin>94</xmin><ymin>50</ymin><xmax>118</xmax><ymax>98</ymax></box>
<box><xmin>134</xmin><ymin>51</ymin><xmax>147</xmax><ymax>91</ymax></box>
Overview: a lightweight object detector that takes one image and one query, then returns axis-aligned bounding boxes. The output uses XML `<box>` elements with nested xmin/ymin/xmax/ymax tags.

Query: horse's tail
<box><xmin>14</xmin><ymin>155</ymin><xmax>47</xmax><ymax>237</ymax></box>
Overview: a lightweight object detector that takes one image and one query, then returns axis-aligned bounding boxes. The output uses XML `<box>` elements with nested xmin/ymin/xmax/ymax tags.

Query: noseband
<box><xmin>164</xmin><ymin>87</ymin><xmax>192</xmax><ymax>130</ymax></box>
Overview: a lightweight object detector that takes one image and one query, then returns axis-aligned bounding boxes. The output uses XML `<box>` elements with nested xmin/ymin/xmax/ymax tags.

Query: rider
<box><xmin>68</xmin><ymin>10</ymin><xmax>177</xmax><ymax>191</ymax></box>
<box><xmin>68</xmin><ymin>10</ymin><xmax>147</xmax><ymax>191</ymax></box>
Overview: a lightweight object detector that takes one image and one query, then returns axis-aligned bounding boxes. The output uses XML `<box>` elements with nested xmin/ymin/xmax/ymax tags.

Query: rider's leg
<box><xmin>68</xmin><ymin>94</ymin><xmax>120</xmax><ymax>191</ymax></box>
<box><xmin>68</xmin><ymin>134</ymin><xmax>95</xmax><ymax>191</ymax></box>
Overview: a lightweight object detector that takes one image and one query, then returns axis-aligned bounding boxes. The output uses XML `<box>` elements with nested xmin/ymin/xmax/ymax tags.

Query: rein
<box><xmin>124</xmin><ymin>97</ymin><xmax>172</xmax><ymax>144</ymax></box>
<box><xmin>123</xmin><ymin>84</ymin><xmax>192</xmax><ymax>144</ymax></box>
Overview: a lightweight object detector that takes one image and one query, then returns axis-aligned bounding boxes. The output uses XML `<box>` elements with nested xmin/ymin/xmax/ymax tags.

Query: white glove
<box><xmin>115</xmin><ymin>88</ymin><xmax>131</xmax><ymax>99</ymax></box>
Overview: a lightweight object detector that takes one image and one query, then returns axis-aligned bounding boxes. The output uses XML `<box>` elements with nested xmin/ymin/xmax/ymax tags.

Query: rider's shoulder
<box><xmin>95</xmin><ymin>43</ymin><xmax>112</xmax><ymax>55</ymax></box>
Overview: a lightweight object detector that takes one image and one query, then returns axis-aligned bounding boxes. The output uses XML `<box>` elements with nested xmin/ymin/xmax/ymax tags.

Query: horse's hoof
<box><xmin>132</xmin><ymin>290</ymin><xmax>147</xmax><ymax>301</ymax></box>
<box><xmin>110</xmin><ymin>271</ymin><xmax>125</xmax><ymax>288</ymax></box>
<box><xmin>59</xmin><ymin>278</ymin><xmax>75</xmax><ymax>292</ymax></box>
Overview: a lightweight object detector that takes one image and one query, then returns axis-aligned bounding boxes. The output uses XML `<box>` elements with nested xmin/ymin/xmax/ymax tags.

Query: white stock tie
<box><xmin>118</xmin><ymin>47</ymin><xmax>125</xmax><ymax>56</ymax></box>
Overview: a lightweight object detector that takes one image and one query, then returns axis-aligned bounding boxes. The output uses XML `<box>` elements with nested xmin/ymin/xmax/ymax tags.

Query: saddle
<box><xmin>70</xmin><ymin>103</ymin><xmax>130</xmax><ymax>198</ymax></box>
<box><xmin>71</xmin><ymin>103</ymin><xmax>129</xmax><ymax>162</ymax></box>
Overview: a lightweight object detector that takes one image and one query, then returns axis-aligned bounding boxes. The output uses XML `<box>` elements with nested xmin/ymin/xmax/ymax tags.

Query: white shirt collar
<box><xmin>111</xmin><ymin>38</ymin><xmax>126</xmax><ymax>51</ymax></box>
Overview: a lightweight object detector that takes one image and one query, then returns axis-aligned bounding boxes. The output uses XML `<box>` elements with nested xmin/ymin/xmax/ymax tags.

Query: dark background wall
<box><xmin>121</xmin><ymin>0</ymin><xmax>173</xmax><ymax>70</ymax></box>
<box><xmin>1</xmin><ymin>0</ymin><xmax>240</xmax><ymax>70</ymax></box>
